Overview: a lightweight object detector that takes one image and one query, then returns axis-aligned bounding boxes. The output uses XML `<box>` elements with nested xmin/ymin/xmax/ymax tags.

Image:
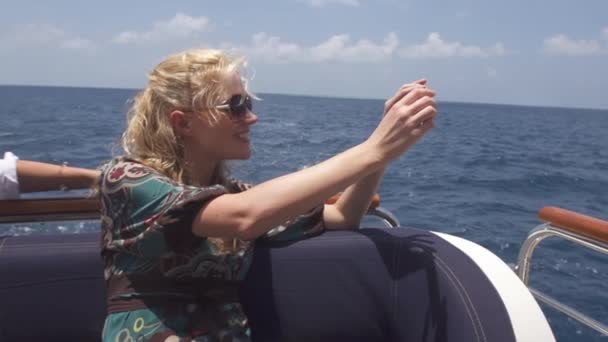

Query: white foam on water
<box><xmin>3</xmin><ymin>226</ymin><xmax>34</xmax><ymax>235</ymax></box>
<box><xmin>75</xmin><ymin>221</ymin><xmax>89</xmax><ymax>233</ymax></box>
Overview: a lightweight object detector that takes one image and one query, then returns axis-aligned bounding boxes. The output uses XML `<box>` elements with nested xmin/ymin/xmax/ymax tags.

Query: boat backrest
<box><xmin>0</xmin><ymin>233</ymin><xmax>105</xmax><ymax>341</ymax></box>
<box><xmin>1</xmin><ymin>228</ymin><xmax>523</xmax><ymax>342</ymax></box>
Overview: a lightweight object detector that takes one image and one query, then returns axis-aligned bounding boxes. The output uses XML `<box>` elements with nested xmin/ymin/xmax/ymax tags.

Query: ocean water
<box><xmin>0</xmin><ymin>85</ymin><xmax>606</xmax><ymax>341</ymax></box>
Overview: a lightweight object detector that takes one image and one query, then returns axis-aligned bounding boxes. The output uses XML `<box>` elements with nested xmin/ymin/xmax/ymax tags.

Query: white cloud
<box><xmin>112</xmin><ymin>13</ymin><xmax>210</xmax><ymax>45</ymax></box>
<box><xmin>542</xmin><ymin>34</ymin><xmax>602</xmax><ymax>56</ymax></box>
<box><xmin>399</xmin><ymin>33</ymin><xmax>505</xmax><ymax>58</ymax></box>
<box><xmin>0</xmin><ymin>24</ymin><xmax>95</xmax><ymax>51</ymax></box>
<box><xmin>112</xmin><ymin>31</ymin><xmax>138</xmax><ymax>45</ymax></box>
<box><xmin>311</xmin><ymin>32</ymin><xmax>398</xmax><ymax>62</ymax></box>
<box><xmin>244</xmin><ymin>33</ymin><xmax>303</xmax><ymax>62</ymax></box>
<box><xmin>302</xmin><ymin>0</ymin><xmax>361</xmax><ymax>7</ymax></box>
<box><xmin>231</xmin><ymin>32</ymin><xmax>398</xmax><ymax>63</ymax></box>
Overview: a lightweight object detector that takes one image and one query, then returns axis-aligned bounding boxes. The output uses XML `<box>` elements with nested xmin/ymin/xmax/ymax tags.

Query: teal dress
<box><xmin>99</xmin><ymin>157</ymin><xmax>325</xmax><ymax>341</ymax></box>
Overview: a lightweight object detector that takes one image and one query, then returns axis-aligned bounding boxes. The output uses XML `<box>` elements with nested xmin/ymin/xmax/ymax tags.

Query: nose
<box><xmin>245</xmin><ymin>109</ymin><xmax>258</xmax><ymax>125</ymax></box>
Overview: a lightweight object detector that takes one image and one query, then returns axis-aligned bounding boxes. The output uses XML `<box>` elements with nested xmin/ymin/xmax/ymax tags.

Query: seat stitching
<box><xmin>391</xmin><ymin>237</ymin><xmax>399</xmax><ymax>324</ymax></box>
<box><xmin>393</xmin><ymin>239</ymin><xmax>402</xmax><ymax>327</ymax></box>
<box><xmin>433</xmin><ymin>260</ymin><xmax>482</xmax><ymax>342</ymax></box>
<box><xmin>434</xmin><ymin>255</ymin><xmax>487</xmax><ymax>342</ymax></box>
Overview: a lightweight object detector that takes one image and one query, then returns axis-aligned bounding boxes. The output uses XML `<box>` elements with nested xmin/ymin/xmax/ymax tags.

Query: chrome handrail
<box><xmin>366</xmin><ymin>207</ymin><xmax>400</xmax><ymax>228</ymax></box>
<box><xmin>515</xmin><ymin>223</ymin><xmax>608</xmax><ymax>336</ymax></box>
<box><xmin>528</xmin><ymin>287</ymin><xmax>608</xmax><ymax>336</ymax></box>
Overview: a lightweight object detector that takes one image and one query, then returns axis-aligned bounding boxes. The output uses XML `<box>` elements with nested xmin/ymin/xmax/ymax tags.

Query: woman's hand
<box><xmin>366</xmin><ymin>79</ymin><xmax>437</xmax><ymax>163</ymax></box>
<box><xmin>383</xmin><ymin>79</ymin><xmax>428</xmax><ymax>116</ymax></box>
<box><xmin>323</xmin><ymin>80</ymin><xmax>436</xmax><ymax>230</ymax></box>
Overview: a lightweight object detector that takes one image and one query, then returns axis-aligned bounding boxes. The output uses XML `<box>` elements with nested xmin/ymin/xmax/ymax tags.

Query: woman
<box><xmin>99</xmin><ymin>48</ymin><xmax>437</xmax><ymax>341</ymax></box>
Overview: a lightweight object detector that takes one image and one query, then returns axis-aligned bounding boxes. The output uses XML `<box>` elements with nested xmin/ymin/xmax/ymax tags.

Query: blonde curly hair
<box><xmin>121</xmin><ymin>48</ymin><xmax>248</xmax><ymax>185</ymax></box>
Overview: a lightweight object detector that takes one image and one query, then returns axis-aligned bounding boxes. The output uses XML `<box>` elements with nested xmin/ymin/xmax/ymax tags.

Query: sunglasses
<box><xmin>215</xmin><ymin>94</ymin><xmax>253</xmax><ymax>119</ymax></box>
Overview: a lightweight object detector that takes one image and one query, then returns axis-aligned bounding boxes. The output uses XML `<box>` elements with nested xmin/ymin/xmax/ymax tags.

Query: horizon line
<box><xmin>1</xmin><ymin>83</ymin><xmax>606</xmax><ymax>112</ymax></box>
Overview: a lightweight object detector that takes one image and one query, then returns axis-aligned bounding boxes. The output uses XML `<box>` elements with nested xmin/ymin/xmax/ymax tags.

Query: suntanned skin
<box><xmin>16</xmin><ymin>160</ymin><xmax>100</xmax><ymax>193</ymax></box>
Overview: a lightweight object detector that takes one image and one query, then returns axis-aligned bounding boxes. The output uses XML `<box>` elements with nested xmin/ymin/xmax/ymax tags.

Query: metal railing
<box><xmin>515</xmin><ymin>223</ymin><xmax>608</xmax><ymax>336</ymax></box>
<box><xmin>367</xmin><ymin>207</ymin><xmax>400</xmax><ymax>228</ymax></box>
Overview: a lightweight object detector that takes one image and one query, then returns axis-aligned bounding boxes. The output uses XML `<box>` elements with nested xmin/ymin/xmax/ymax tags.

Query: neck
<box><xmin>183</xmin><ymin>148</ymin><xmax>219</xmax><ymax>187</ymax></box>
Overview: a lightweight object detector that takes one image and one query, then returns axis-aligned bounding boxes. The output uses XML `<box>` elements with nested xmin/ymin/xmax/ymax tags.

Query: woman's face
<box><xmin>188</xmin><ymin>73</ymin><xmax>258</xmax><ymax>162</ymax></box>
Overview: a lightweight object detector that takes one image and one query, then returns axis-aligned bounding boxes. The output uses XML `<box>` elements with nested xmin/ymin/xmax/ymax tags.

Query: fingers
<box><xmin>384</xmin><ymin>81</ymin><xmax>438</xmax><ymax>134</ymax></box>
<box><xmin>399</xmin><ymin>79</ymin><xmax>426</xmax><ymax>90</ymax></box>
<box><xmin>413</xmin><ymin>118</ymin><xmax>436</xmax><ymax>137</ymax></box>
<box><xmin>410</xmin><ymin>105</ymin><xmax>438</xmax><ymax>129</ymax></box>
<box><xmin>396</xmin><ymin>87</ymin><xmax>436</xmax><ymax>108</ymax></box>
<box><xmin>407</xmin><ymin>94</ymin><xmax>437</xmax><ymax>119</ymax></box>
<box><xmin>413</xmin><ymin>79</ymin><xmax>427</xmax><ymax>86</ymax></box>
<box><xmin>384</xmin><ymin>86</ymin><xmax>416</xmax><ymax>114</ymax></box>
<box><xmin>384</xmin><ymin>79</ymin><xmax>428</xmax><ymax>114</ymax></box>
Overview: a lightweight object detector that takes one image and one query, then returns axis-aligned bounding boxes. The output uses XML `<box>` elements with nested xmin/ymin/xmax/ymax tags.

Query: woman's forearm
<box><xmin>195</xmin><ymin>142</ymin><xmax>386</xmax><ymax>239</ymax></box>
<box><xmin>16</xmin><ymin>161</ymin><xmax>99</xmax><ymax>193</ymax></box>
<box><xmin>323</xmin><ymin>168</ymin><xmax>386</xmax><ymax>229</ymax></box>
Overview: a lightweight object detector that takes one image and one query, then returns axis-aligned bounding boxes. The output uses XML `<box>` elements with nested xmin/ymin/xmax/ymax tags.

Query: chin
<box><xmin>220</xmin><ymin>140</ymin><xmax>252</xmax><ymax>160</ymax></box>
<box><xmin>230</xmin><ymin>148</ymin><xmax>252</xmax><ymax>160</ymax></box>
<box><xmin>241</xmin><ymin>149</ymin><xmax>252</xmax><ymax>159</ymax></box>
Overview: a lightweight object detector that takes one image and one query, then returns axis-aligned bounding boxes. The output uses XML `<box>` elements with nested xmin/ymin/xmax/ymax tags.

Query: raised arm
<box><xmin>324</xmin><ymin>80</ymin><xmax>436</xmax><ymax>229</ymax></box>
<box><xmin>323</xmin><ymin>168</ymin><xmax>386</xmax><ymax>230</ymax></box>
<box><xmin>193</xmin><ymin>82</ymin><xmax>438</xmax><ymax>240</ymax></box>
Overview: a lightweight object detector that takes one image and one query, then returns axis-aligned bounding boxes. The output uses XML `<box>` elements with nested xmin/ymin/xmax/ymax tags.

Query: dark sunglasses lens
<box><xmin>245</xmin><ymin>96</ymin><xmax>252</xmax><ymax>111</ymax></box>
<box><xmin>229</xmin><ymin>95</ymin><xmax>251</xmax><ymax>118</ymax></box>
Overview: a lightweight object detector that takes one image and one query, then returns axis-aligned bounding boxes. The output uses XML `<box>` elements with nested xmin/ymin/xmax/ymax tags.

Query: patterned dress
<box><xmin>99</xmin><ymin>157</ymin><xmax>326</xmax><ymax>342</ymax></box>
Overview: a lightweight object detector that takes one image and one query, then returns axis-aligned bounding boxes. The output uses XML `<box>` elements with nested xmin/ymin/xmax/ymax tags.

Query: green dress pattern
<box><xmin>99</xmin><ymin>157</ymin><xmax>325</xmax><ymax>342</ymax></box>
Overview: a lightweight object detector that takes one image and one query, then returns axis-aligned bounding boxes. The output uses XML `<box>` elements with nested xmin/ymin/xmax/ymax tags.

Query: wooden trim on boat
<box><xmin>1</xmin><ymin>193</ymin><xmax>382</xmax><ymax>224</ymax></box>
<box><xmin>0</xmin><ymin>197</ymin><xmax>100</xmax><ymax>223</ymax></box>
<box><xmin>325</xmin><ymin>193</ymin><xmax>381</xmax><ymax>210</ymax></box>
<box><xmin>539</xmin><ymin>207</ymin><xmax>608</xmax><ymax>244</ymax></box>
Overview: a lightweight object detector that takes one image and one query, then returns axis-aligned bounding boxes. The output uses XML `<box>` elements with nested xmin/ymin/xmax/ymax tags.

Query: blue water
<box><xmin>1</xmin><ymin>85</ymin><xmax>606</xmax><ymax>341</ymax></box>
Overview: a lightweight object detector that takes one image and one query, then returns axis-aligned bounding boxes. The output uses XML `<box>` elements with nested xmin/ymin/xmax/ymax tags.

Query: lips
<box><xmin>236</xmin><ymin>131</ymin><xmax>249</xmax><ymax>142</ymax></box>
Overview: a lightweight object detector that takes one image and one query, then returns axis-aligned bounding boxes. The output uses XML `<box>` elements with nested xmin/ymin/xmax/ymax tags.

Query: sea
<box><xmin>0</xmin><ymin>85</ymin><xmax>606</xmax><ymax>341</ymax></box>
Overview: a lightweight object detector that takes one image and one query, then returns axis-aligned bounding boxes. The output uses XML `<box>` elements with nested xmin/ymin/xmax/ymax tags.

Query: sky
<box><xmin>0</xmin><ymin>0</ymin><xmax>607</xmax><ymax>109</ymax></box>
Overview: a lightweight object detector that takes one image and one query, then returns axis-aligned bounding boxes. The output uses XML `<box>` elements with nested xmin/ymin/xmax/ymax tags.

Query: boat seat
<box><xmin>0</xmin><ymin>228</ymin><xmax>517</xmax><ymax>342</ymax></box>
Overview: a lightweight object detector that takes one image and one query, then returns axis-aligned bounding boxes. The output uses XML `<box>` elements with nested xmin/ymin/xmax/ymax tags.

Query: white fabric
<box><xmin>0</xmin><ymin>152</ymin><xmax>20</xmax><ymax>199</ymax></box>
<box><xmin>433</xmin><ymin>232</ymin><xmax>556</xmax><ymax>342</ymax></box>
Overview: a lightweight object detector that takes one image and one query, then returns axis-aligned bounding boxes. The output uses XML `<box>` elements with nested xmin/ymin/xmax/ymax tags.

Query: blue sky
<box><xmin>1</xmin><ymin>0</ymin><xmax>607</xmax><ymax>109</ymax></box>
